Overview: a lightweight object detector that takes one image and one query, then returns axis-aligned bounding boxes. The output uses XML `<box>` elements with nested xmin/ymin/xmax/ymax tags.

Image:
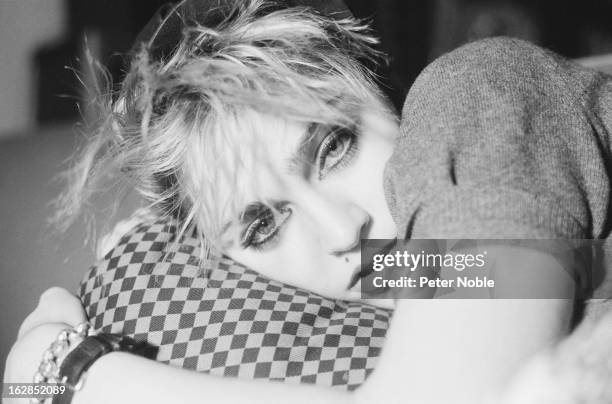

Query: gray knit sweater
<box><xmin>384</xmin><ymin>37</ymin><xmax>612</xmax><ymax>313</ymax></box>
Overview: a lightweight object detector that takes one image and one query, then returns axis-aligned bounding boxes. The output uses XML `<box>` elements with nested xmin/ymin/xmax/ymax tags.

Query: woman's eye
<box><xmin>316</xmin><ymin>128</ymin><xmax>358</xmax><ymax>179</ymax></box>
<box><xmin>241</xmin><ymin>206</ymin><xmax>291</xmax><ymax>249</ymax></box>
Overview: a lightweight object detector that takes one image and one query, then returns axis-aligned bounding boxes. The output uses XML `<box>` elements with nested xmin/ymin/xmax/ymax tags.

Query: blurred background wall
<box><xmin>3</xmin><ymin>0</ymin><xmax>612</xmax><ymax>382</ymax></box>
<box><xmin>0</xmin><ymin>0</ymin><xmax>66</xmax><ymax>136</ymax></box>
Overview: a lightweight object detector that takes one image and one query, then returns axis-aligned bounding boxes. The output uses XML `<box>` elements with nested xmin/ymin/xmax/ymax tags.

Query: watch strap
<box><xmin>52</xmin><ymin>334</ymin><xmax>146</xmax><ymax>404</ymax></box>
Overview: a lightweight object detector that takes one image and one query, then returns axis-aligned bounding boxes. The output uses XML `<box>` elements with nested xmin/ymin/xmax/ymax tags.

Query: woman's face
<box><xmin>221</xmin><ymin>109</ymin><xmax>398</xmax><ymax>301</ymax></box>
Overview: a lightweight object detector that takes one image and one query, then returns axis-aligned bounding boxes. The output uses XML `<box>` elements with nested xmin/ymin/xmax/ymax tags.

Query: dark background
<box><xmin>31</xmin><ymin>0</ymin><xmax>612</xmax><ymax>124</ymax></box>
<box><xmin>4</xmin><ymin>0</ymin><xmax>612</xmax><ymax>383</ymax></box>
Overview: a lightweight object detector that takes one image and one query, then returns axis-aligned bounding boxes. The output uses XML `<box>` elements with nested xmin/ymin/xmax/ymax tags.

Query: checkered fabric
<box><xmin>80</xmin><ymin>218</ymin><xmax>392</xmax><ymax>390</ymax></box>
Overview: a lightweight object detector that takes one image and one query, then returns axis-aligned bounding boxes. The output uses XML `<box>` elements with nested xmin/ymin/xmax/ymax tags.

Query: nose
<box><xmin>308</xmin><ymin>196</ymin><xmax>370</xmax><ymax>254</ymax></box>
<box><xmin>288</xmin><ymin>179</ymin><xmax>371</xmax><ymax>253</ymax></box>
<box><xmin>323</xmin><ymin>202</ymin><xmax>370</xmax><ymax>253</ymax></box>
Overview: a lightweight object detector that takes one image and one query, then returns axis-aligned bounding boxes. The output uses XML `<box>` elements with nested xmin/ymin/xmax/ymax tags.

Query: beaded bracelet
<box><xmin>30</xmin><ymin>322</ymin><xmax>94</xmax><ymax>404</ymax></box>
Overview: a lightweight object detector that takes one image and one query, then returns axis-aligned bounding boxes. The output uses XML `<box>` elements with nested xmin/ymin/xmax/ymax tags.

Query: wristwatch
<box><xmin>52</xmin><ymin>333</ymin><xmax>149</xmax><ymax>404</ymax></box>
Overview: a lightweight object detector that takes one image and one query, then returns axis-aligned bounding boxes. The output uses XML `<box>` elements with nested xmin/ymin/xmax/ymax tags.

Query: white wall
<box><xmin>0</xmin><ymin>0</ymin><xmax>66</xmax><ymax>137</ymax></box>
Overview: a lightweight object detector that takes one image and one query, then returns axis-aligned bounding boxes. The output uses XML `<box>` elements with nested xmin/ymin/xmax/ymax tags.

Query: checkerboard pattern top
<box><xmin>80</xmin><ymin>218</ymin><xmax>392</xmax><ymax>390</ymax></box>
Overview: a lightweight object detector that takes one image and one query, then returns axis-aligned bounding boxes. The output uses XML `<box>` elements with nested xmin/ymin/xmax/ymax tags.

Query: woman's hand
<box><xmin>4</xmin><ymin>287</ymin><xmax>87</xmax><ymax>389</ymax></box>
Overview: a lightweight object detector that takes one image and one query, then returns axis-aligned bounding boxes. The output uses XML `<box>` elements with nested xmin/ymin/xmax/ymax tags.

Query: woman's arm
<box><xmin>74</xmin><ymin>352</ymin><xmax>351</xmax><ymax>404</ymax></box>
<box><xmin>7</xmin><ymin>248</ymin><xmax>574</xmax><ymax>404</ymax></box>
<box><xmin>4</xmin><ymin>287</ymin><xmax>351</xmax><ymax>404</ymax></box>
<box><xmin>358</xmin><ymin>245</ymin><xmax>575</xmax><ymax>404</ymax></box>
<box><xmin>77</xmin><ymin>299</ymin><xmax>571</xmax><ymax>404</ymax></box>
<box><xmin>360</xmin><ymin>299</ymin><xmax>572</xmax><ymax>404</ymax></box>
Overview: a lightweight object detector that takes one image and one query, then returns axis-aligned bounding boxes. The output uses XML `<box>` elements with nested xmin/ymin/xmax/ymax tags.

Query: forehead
<box><xmin>251</xmin><ymin>114</ymin><xmax>307</xmax><ymax>168</ymax></box>
<box><xmin>234</xmin><ymin>111</ymin><xmax>307</xmax><ymax>182</ymax></box>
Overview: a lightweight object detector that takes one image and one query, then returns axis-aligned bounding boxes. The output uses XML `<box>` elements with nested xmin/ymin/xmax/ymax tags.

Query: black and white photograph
<box><xmin>2</xmin><ymin>0</ymin><xmax>612</xmax><ymax>403</ymax></box>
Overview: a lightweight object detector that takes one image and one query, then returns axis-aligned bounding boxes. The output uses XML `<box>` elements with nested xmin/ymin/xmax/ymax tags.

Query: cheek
<box><xmin>360</xmin><ymin>134</ymin><xmax>395</xmax><ymax>174</ymax></box>
<box><xmin>223</xmin><ymin>221</ymin><xmax>319</xmax><ymax>286</ymax></box>
<box><xmin>331</xmin><ymin>131</ymin><xmax>394</xmax><ymax>190</ymax></box>
<box><xmin>329</xmin><ymin>137</ymin><xmax>397</xmax><ymax>236</ymax></box>
<box><xmin>223</xmin><ymin>215</ymin><xmax>355</xmax><ymax>297</ymax></box>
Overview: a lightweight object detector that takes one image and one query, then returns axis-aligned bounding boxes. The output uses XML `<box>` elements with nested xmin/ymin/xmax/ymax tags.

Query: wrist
<box><xmin>33</xmin><ymin>323</ymin><xmax>93</xmax><ymax>385</ymax></box>
<box><xmin>68</xmin><ymin>352</ymin><xmax>125</xmax><ymax>404</ymax></box>
<box><xmin>52</xmin><ymin>334</ymin><xmax>149</xmax><ymax>404</ymax></box>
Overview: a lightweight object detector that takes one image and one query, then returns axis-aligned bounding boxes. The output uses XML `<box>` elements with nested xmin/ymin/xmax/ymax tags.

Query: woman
<box><xmin>8</xmin><ymin>0</ymin><xmax>609</xmax><ymax>401</ymax></box>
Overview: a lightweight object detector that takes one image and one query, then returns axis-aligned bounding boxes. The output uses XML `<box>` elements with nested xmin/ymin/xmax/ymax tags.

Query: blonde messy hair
<box><xmin>55</xmin><ymin>0</ymin><xmax>391</xmax><ymax>257</ymax></box>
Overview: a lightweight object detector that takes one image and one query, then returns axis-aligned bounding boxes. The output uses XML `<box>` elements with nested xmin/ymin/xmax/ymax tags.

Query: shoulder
<box><xmin>386</xmin><ymin>38</ymin><xmax>611</xmax><ymax>239</ymax></box>
<box><xmin>404</xmin><ymin>37</ymin><xmax>609</xmax><ymax>123</ymax></box>
<box><xmin>403</xmin><ymin>37</ymin><xmax>587</xmax><ymax>123</ymax></box>
<box><xmin>411</xmin><ymin>37</ymin><xmax>569</xmax><ymax>87</ymax></box>
<box><xmin>96</xmin><ymin>208</ymin><xmax>159</xmax><ymax>259</ymax></box>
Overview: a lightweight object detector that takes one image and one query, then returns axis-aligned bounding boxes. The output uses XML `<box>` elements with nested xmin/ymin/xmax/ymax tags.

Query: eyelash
<box><xmin>316</xmin><ymin>128</ymin><xmax>359</xmax><ymax>180</ymax></box>
<box><xmin>242</xmin><ymin>129</ymin><xmax>358</xmax><ymax>250</ymax></box>
<box><xmin>241</xmin><ymin>206</ymin><xmax>291</xmax><ymax>250</ymax></box>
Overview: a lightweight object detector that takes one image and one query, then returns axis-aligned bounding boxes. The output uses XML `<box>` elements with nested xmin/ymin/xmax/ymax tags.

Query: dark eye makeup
<box><xmin>240</xmin><ymin>203</ymin><xmax>291</xmax><ymax>249</ymax></box>
<box><xmin>316</xmin><ymin>127</ymin><xmax>359</xmax><ymax>180</ymax></box>
<box><xmin>241</xmin><ymin>126</ymin><xmax>359</xmax><ymax>250</ymax></box>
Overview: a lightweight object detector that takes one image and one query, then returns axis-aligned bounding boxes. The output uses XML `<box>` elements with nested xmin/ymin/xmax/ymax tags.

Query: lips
<box><xmin>348</xmin><ymin>267</ymin><xmax>367</xmax><ymax>290</ymax></box>
<box><xmin>347</xmin><ymin>238</ymin><xmax>397</xmax><ymax>290</ymax></box>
